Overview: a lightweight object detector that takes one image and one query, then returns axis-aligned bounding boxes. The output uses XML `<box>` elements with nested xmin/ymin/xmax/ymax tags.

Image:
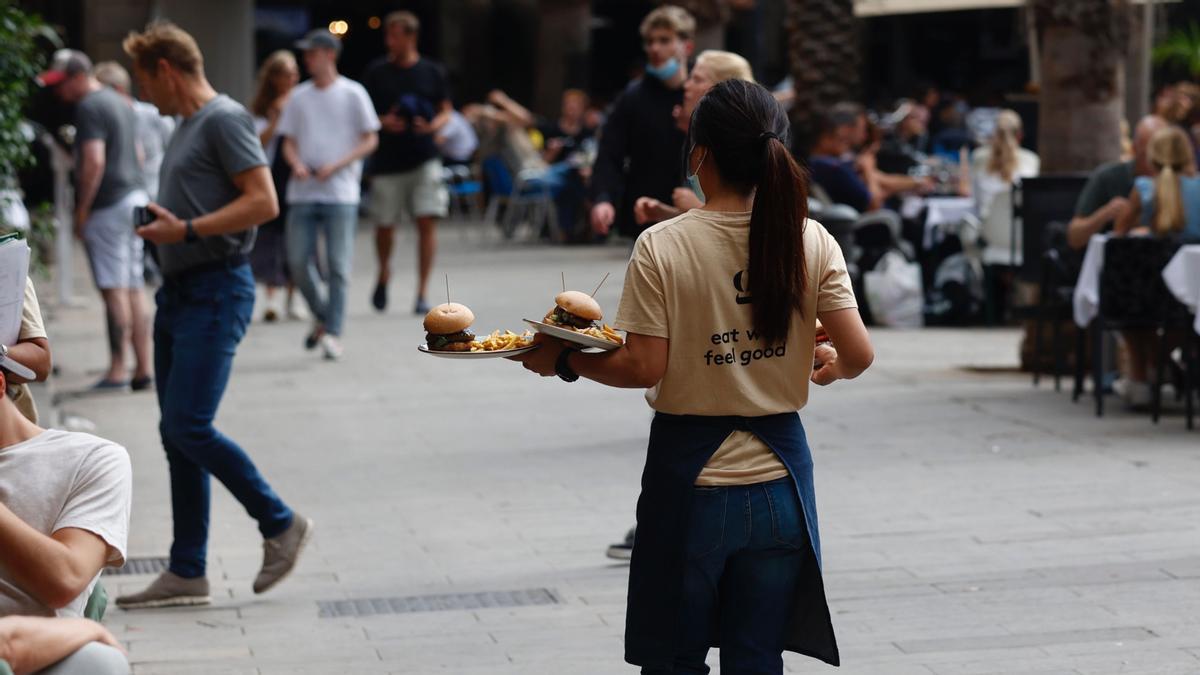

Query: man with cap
<box><xmin>42</xmin><ymin>49</ymin><xmax>153</xmax><ymax>391</ymax></box>
<box><xmin>278</xmin><ymin>29</ymin><xmax>379</xmax><ymax>360</ymax></box>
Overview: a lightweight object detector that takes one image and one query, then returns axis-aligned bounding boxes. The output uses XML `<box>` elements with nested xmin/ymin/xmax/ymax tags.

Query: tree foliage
<box><xmin>1153</xmin><ymin>21</ymin><xmax>1200</xmax><ymax>78</ymax></box>
<box><xmin>0</xmin><ymin>2</ymin><xmax>45</xmax><ymax>183</ymax></box>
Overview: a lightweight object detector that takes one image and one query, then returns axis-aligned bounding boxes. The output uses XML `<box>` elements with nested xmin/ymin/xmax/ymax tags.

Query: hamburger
<box><xmin>544</xmin><ymin>291</ymin><xmax>602</xmax><ymax>331</ymax></box>
<box><xmin>423</xmin><ymin>303</ymin><xmax>476</xmax><ymax>352</ymax></box>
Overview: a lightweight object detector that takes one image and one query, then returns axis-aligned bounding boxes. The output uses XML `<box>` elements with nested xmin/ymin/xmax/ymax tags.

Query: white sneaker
<box><xmin>319</xmin><ymin>334</ymin><xmax>343</xmax><ymax>360</ymax></box>
<box><xmin>286</xmin><ymin>294</ymin><xmax>309</xmax><ymax>321</ymax></box>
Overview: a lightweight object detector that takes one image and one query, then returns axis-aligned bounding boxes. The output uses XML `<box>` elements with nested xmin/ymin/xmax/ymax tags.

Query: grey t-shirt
<box><xmin>75</xmin><ymin>87</ymin><xmax>142</xmax><ymax>209</ymax></box>
<box><xmin>156</xmin><ymin>94</ymin><xmax>267</xmax><ymax>276</ymax></box>
<box><xmin>1074</xmin><ymin>160</ymin><xmax>1135</xmax><ymax>221</ymax></box>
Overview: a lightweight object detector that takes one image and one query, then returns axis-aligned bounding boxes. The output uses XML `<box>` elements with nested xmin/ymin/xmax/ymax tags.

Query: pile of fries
<box><xmin>579</xmin><ymin>324</ymin><xmax>624</xmax><ymax>345</ymax></box>
<box><xmin>470</xmin><ymin>330</ymin><xmax>534</xmax><ymax>352</ymax></box>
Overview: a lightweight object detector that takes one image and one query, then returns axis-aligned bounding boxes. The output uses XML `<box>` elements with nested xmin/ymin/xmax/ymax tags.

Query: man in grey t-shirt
<box><xmin>42</xmin><ymin>49</ymin><xmax>153</xmax><ymax>391</ymax></box>
<box><xmin>113</xmin><ymin>22</ymin><xmax>313</xmax><ymax>611</ymax></box>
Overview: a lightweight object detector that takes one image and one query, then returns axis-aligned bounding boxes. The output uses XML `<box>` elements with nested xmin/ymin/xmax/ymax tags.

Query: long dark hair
<box><xmin>689</xmin><ymin>79</ymin><xmax>809</xmax><ymax>344</ymax></box>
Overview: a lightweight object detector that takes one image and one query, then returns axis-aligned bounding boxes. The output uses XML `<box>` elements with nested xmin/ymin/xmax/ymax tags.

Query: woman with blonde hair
<box><xmin>1116</xmin><ymin>125</ymin><xmax>1200</xmax><ymax>239</ymax></box>
<box><xmin>248</xmin><ymin>50</ymin><xmax>300</xmax><ymax>322</ymax></box>
<box><xmin>970</xmin><ymin>110</ymin><xmax>1039</xmax><ymax>215</ymax></box>
<box><xmin>633</xmin><ymin>50</ymin><xmax>754</xmax><ymax>227</ymax></box>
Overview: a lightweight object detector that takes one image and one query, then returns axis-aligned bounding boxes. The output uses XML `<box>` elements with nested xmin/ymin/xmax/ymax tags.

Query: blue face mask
<box><xmin>645</xmin><ymin>58</ymin><xmax>680</xmax><ymax>81</ymax></box>
<box><xmin>687</xmin><ymin>149</ymin><xmax>707</xmax><ymax>203</ymax></box>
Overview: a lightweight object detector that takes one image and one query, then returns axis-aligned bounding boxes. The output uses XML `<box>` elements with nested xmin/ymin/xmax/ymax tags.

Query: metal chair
<box><xmin>480</xmin><ymin>155</ymin><xmax>557</xmax><ymax>241</ymax></box>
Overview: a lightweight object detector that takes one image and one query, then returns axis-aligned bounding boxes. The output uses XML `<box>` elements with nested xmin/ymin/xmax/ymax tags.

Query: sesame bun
<box><xmin>555</xmin><ymin>291</ymin><xmax>603</xmax><ymax>321</ymax></box>
<box><xmin>423</xmin><ymin>303</ymin><xmax>475</xmax><ymax>334</ymax></box>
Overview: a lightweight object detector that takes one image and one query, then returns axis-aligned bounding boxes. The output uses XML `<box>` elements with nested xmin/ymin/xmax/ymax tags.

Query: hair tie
<box><xmin>759</xmin><ymin>131</ymin><xmax>780</xmax><ymax>143</ymax></box>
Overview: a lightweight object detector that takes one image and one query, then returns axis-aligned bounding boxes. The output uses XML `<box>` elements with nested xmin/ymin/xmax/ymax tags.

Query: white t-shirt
<box><xmin>276</xmin><ymin>76</ymin><xmax>381</xmax><ymax>205</ymax></box>
<box><xmin>253</xmin><ymin>116</ymin><xmax>281</xmax><ymax>165</ymax></box>
<box><xmin>0</xmin><ymin>429</ymin><xmax>132</xmax><ymax>618</ymax></box>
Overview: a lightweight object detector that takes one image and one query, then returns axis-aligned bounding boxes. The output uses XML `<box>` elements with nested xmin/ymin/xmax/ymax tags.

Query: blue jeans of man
<box><xmin>286</xmin><ymin>202</ymin><xmax>357</xmax><ymax>336</ymax></box>
<box><xmin>155</xmin><ymin>263</ymin><xmax>293</xmax><ymax>578</ymax></box>
<box><xmin>642</xmin><ymin>477</ymin><xmax>809</xmax><ymax>675</ymax></box>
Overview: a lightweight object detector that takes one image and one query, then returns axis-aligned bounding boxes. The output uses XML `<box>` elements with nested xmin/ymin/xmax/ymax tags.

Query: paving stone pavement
<box><xmin>39</xmin><ymin>224</ymin><xmax>1200</xmax><ymax>674</ymax></box>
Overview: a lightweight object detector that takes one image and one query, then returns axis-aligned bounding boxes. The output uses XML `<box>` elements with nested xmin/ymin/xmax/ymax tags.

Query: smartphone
<box><xmin>132</xmin><ymin>206</ymin><xmax>155</xmax><ymax>228</ymax></box>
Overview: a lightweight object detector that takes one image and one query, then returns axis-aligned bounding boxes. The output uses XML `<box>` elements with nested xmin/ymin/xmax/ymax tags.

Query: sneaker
<box><xmin>286</xmin><ymin>294</ymin><xmax>309</xmax><ymax>321</ymax></box>
<box><xmin>131</xmin><ymin>376</ymin><xmax>154</xmax><ymax>392</ymax></box>
<box><xmin>115</xmin><ymin>571</ymin><xmax>211</xmax><ymax>610</ymax></box>
<box><xmin>91</xmin><ymin>378</ymin><xmax>130</xmax><ymax>392</ymax></box>
<box><xmin>371</xmin><ymin>282</ymin><xmax>388</xmax><ymax>312</ymax></box>
<box><xmin>413</xmin><ymin>297</ymin><xmax>431</xmax><ymax>315</ymax></box>
<box><xmin>319</xmin><ymin>334</ymin><xmax>343</xmax><ymax>361</ymax></box>
<box><xmin>253</xmin><ymin>514</ymin><xmax>314</xmax><ymax>595</ymax></box>
<box><xmin>304</xmin><ymin>324</ymin><xmax>325</xmax><ymax>351</ymax></box>
<box><xmin>605</xmin><ymin>526</ymin><xmax>636</xmax><ymax>561</ymax></box>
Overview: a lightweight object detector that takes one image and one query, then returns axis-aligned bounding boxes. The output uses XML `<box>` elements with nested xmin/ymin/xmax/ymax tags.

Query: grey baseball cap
<box><xmin>38</xmin><ymin>49</ymin><xmax>92</xmax><ymax>86</ymax></box>
<box><xmin>295</xmin><ymin>29</ymin><xmax>341</xmax><ymax>54</ymax></box>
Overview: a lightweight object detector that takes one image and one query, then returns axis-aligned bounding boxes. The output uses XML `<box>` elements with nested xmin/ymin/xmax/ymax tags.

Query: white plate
<box><xmin>417</xmin><ymin>343</ymin><xmax>538</xmax><ymax>359</ymax></box>
<box><xmin>523</xmin><ymin>319</ymin><xmax>624</xmax><ymax>351</ymax></box>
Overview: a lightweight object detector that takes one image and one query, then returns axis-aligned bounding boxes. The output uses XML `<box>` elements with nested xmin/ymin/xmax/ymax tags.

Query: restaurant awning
<box><xmin>854</xmin><ymin>0</ymin><xmax>1173</xmax><ymax>18</ymax></box>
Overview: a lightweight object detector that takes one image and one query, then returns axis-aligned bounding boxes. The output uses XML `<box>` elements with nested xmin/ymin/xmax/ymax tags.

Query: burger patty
<box><xmin>426</xmin><ymin>330</ymin><xmax>475</xmax><ymax>350</ymax></box>
<box><xmin>548</xmin><ymin>307</ymin><xmax>596</xmax><ymax>330</ymax></box>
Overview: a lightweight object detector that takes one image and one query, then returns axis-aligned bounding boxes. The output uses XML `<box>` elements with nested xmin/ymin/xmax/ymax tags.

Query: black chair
<box><xmin>1009</xmin><ymin>175</ymin><xmax>1088</xmax><ymax>381</ymax></box>
<box><xmin>1072</xmin><ymin>237</ymin><xmax>1193</xmax><ymax>424</ymax></box>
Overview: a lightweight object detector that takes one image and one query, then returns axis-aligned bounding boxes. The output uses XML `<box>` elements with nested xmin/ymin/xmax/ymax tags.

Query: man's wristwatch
<box><xmin>555</xmin><ymin>349</ymin><xmax>580</xmax><ymax>383</ymax></box>
<box><xmin>184</xmin><ymin>219</ymin><xmax>199</xmax><ymax>243</ymax></box>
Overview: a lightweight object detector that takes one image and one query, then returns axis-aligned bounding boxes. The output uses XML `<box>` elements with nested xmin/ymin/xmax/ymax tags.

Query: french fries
<box><xmin>579</xmin><ymin>324</ymin><xmax>625</xmax><ymax>345</ymax></box>
<box><xmin>470</xmin><ymin>330</ymin><xmax>534</xmax><ymax>352</ymax></box>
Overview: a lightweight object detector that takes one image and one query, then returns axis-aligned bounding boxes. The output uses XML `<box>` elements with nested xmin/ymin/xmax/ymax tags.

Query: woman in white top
<box><xmin>969</xmin><ymin>109</ymin><xmax>1039</xmax><ymax>264</ymax></box>
<box><xmin>248</xmin><ymin>50</ymin><xmax>300</xmax><ymax>322</ymax></box>
<box><xmin>514</xmin><ymin>80</ymin><xmax>873</xmax><ymax>673</ymax></box>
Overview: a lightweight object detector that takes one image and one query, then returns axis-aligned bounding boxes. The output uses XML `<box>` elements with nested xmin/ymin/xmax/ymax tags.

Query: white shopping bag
<box><xmin>864</xmin><ymin>250</ymin><xmax>925</xmax><ymax>328</ymax></box>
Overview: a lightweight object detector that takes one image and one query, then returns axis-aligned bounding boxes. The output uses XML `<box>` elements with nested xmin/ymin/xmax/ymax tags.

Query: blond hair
<box><xmin>640</xmin><ymin>5</ymin><xmax>696</xmax><ymax>41</ymax></box>
<box><xmin>986</xmin><ymin>109</ymin><xmax>1022</xmax><ymax>183</ymax></box>
<box><xmin>122</xmin><ymin>21</ymin><xmax>203</xmax><ymax>76</ymax></box>
<box><xmin>93</xmin><ymin>61</ymin><xmax>131</xmax><ymax>93</ymax></box>
<box><xmin>1148</xmin><ymin>125</ymin><xmax>1193</xmax><ymax>235</ymax></box>
<box><xmin>694</xmin><ymin>50</ymin><xmax>754</xmax><ymax>84</ymax></box>
<box><xmin>250</xmin><ymin>50</ymin><xmax>297</xmax><ymax>117</ymax></box>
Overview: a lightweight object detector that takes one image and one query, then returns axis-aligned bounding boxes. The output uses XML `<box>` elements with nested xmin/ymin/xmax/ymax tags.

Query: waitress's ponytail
<box><xmin>691</xmin><ymin>80</ymin><xmax>808</xmax><ymax>345</ymax></box>
<box><xmin>748</xmin><ymin>136</ymin><xmax>808</xmax><ymax>345</ymax></box>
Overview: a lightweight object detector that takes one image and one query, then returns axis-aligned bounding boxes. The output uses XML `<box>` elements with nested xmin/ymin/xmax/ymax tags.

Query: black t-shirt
<box><xmin>537</xmin><ymin>120</ymin><xmax>593</xmax><ymax>159</ymax></box>
<box><xmin>362</xmin><ymin>56</ymin><xmax>450</xmax><ymax>174</ymax></box>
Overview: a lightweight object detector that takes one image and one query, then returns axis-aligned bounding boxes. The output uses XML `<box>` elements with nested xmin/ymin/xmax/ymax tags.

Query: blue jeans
<box><xmin>155</xmin><ymin>263</ymin><xmax>293</xmax><ymax>578</ymax></box>
<box><xmin>643</xmin><ymin>478</ymin><xmax>809</xmax><ymax>675</ymax></box>
<box><xmin>286</xmin><ymin>202</ymin><xmax>357</xmax><ymax>336</ymax></box>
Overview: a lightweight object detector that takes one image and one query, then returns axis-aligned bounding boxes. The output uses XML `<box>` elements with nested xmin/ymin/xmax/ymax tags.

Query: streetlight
<box><xmin>328</xmin><ymin>19</ymin><xmax>349</xmax><ymax>36</ymax></box>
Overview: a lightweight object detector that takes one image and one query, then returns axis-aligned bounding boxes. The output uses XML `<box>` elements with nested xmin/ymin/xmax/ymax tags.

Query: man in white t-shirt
<box><xmin>0</xmin><ymin>368</ymin><xmax>132</xmax><ymax>619</ymax></box>
<box><xmin>278</xmin><ymin>29</ymin><xmax>380</xmax><ymax>361</ymax></box>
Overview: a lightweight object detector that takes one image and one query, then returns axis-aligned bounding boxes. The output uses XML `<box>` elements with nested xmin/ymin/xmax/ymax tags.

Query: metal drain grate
<box><xmin>104</xmin><ymin>557</ymin><xmax>170</xmax><ymax>576</ymax></box>
<box><xmin>317</xmin><ymin>588</ymin><xmax>559</xmax><ymax>618</ymax></box>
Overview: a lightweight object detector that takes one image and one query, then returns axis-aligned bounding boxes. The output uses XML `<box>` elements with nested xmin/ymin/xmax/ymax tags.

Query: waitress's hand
<box><xmin>508</xmin><ymin>333</ymin><xmax>567</xmax><ymax>376</ymax></box>
<box><xmin>811</xmin><ymin>343</ymin><xmax>840</xmax><ymax>386</ymax></box>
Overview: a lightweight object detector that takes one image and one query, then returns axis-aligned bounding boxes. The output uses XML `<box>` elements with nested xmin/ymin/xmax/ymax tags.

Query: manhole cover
<box><xmin>104</xmin><ymin>557</ymin><xmax>169</xmax><ymax>576</ymax></box>
<box><xmin>317</xmin><ymin>588</ymin><xmax>559</xmax><ymax>618</ymax></box>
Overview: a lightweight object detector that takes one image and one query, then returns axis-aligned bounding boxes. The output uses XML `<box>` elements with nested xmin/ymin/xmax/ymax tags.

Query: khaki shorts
<box><xmin>369</xmin><ymin>159</ymin><xmax>449</xmax><ymax>225</ymax></box>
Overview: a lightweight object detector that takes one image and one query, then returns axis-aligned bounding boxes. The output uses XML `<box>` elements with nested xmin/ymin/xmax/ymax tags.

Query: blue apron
<box><xmin>625</xmin><ymin>412</ymin><xmax>840</xmax><ymax>668</ymax></box>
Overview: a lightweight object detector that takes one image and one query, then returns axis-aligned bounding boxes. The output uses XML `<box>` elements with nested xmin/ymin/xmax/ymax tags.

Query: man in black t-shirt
<box><xmin>362</xmin><ymin>11</ymin><xmax>452</xmax><ymax>314</ymax></box>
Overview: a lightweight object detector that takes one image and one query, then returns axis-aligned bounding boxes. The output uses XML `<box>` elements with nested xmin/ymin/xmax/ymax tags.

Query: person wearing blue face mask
<box><xmin>590</xmin><ymin>5</ymin><xmax>695</xmax><ymax>239</ymax></box>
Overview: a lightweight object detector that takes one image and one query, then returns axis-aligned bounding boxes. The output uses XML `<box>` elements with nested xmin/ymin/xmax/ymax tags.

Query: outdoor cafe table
<box><xmin>1074</xmin><ymin>233</ymin><xmax>1200</xmax><ymax>333</ymax></box>
<box><xmin>1162</xmin><ymin>245</ymin><xmax>1200</xmax><ymax>334</ymax></box>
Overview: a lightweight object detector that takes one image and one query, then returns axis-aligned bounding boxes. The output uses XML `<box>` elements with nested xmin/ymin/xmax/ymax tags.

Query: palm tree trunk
<box><xmin>786</xmin><ymin>0</ymin><xmax>859</xmax><ymax>157</ymax></box>
<box><xmin>1033</xmin><ymin>0</ymin><xmax>1133</xmax><ymax>173</ymax></box>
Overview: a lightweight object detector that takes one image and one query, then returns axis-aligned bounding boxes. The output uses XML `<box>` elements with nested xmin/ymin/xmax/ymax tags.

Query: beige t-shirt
<box><xmin>615</xmin><ymin>209</ymin><xmax>857</xmax><ymax>485</ymax></box>
<box><xmin>9</xmin><ymin>279</ymin><xmax>46</xmax><ymax>423</ymax></box>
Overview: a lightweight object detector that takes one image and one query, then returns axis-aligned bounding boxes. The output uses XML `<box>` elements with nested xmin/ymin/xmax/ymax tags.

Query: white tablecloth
<box><xmin>921</xmin><ymin>196</ymin><xmax>976</xmax><ymax>249</ymax></box>
<box><xmin>1162</xmin><ymin>245</ymin><xmax>1200</xmax><ymax>334</ymax></box>
<box><xmin>1072</xmin><ymin>234</ymin><xmax>1109</xmax><ymax>328</ymax></box>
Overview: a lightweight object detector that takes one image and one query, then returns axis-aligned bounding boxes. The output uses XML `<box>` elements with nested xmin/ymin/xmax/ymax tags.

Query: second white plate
<box><xmin>523</xmin><ymin>319</ymin><xmax>624</xmax><ymax>351</ymax></box>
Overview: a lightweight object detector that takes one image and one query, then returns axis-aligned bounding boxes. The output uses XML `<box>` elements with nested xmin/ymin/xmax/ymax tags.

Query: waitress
<box><xmin>513</xmin><ymin>80</ymin><xmax>873</xmax><ymax>673</ymax></box>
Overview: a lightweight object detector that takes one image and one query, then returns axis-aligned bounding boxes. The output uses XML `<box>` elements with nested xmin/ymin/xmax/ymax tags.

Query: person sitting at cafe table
<box><xmin>1066</xmin><ymin>115</ymin><xmax>1168</xmax><ymax>250</ymax></box>
<box><xmin>1107</xmin><ymin>125</ymin><xmax>1200</xmax><ymax>407</ymax></box>
<box><xmin>969</xmin><ymin>109</ymin><xmax>1039</xmax><ymax>221</ymax></box>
